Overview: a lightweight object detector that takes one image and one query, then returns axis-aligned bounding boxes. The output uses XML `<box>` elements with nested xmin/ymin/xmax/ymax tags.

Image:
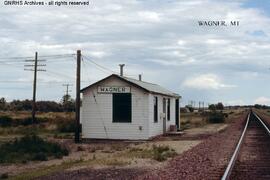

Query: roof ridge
<box><xmin>115</xmin><ymin>74</ymin><xmax>159</xmax><ymax>86</ymax></box>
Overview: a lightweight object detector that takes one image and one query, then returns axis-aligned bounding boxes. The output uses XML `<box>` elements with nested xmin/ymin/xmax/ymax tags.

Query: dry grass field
<box><xmin>180</xmin><ymin>108</ymin><xmax>246</xmax><ymax>130</ymax></box>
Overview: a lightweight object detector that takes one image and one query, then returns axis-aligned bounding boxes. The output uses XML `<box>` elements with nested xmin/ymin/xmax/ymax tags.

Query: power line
<box><xmin>0</xmin><ymin>62</ymin><xmax>25</xmax><ymax>68</ymax></box>
<box><xmin>82</xmin><ymin>55</ymin><xmax>118</xmax><ymax>74</ymax></box>
<box><xmin>82</xmin><ymin>58</ymin><xmax>93</xmax><ymax>83</ymax></box>
<box><xmin>82</xmin><ymin>55</ymin><xmax>141</xmax><ymax>78</ymax></box>
<box><xmin>0</xmin><ymin>80</ymin><xmax>73</xmax><ymax>84</ymax></box>
<box><xmin>0</xmin><ymin>53</ymin><xmax>75</xmax><ymax>60</ymax></box>
<box><xmin>46</xmin><ymin>70</ymin><xmax>75</xmax><ymax>80</ymax></box>
<box><xmin>38</xmin><ymin>54</ymin><xmax>75</xmax><ymax>58</ymax></box>
<box><xmin>0</xmin><ymin>60</ymin><xmax>29</xmax><ymax>63</ymax></box>
<box><xmin>0</xmin><ymin>56</ymin><xmax>34</xmax><ymax>60</ymax></box>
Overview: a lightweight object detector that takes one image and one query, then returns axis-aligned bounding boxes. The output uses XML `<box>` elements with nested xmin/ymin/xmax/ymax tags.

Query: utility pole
<box><xmin>62</xmin><ymin>83</ymin><xmax>72</xmax><ymax>100</ymax></box>
<box><xmin>75</xmin><ymin>50</ymin><xmax>81</xmax><ymax>143</ymax></box>
<box><xmin>62</xmin><ymin>83</ymin><xmax>72</xmax><ymax>112</ymax></box>
<box><xmin>32</xmin><ymin>52</ymin><xmax>37</xmax><ymax>123</ymax></box>
<box><xmin>24</xmin><ymin>52</ymin><xmax>46</xmax><ymax>124</ymax></box>
<box><xmin>202</xmin><ymin>102</ymin><xmax>205</xmax><ymax>111</ymax></box>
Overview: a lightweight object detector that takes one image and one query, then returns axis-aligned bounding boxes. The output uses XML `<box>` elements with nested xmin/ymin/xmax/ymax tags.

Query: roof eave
<box><xmin>150</xmin><ymin>91</ymin><xmax>181</xmax><ymax>98</ymax></box>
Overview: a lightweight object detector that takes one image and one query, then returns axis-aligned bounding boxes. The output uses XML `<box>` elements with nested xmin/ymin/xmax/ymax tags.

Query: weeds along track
<box><xmin>222</xmin><ymin>111</ymin><xmax>270</xmax><ymax>180</ymax></box>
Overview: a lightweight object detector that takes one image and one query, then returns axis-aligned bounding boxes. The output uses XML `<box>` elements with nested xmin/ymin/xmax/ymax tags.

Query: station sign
<box><xmin>97</xmin><ymin>86</ymin><xmax>131</xmax><ymax>93</ymax></box>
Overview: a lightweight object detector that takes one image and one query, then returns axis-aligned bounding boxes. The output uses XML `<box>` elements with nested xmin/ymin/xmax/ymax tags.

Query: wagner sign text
<box><xmin>98</xmin><ymin>86</ymin><xmax>131</xmax><ymax>93</ymax></box>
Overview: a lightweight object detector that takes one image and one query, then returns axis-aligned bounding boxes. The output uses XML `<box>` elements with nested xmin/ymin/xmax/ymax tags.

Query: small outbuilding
<box><xmin>80</xmin><ymin>74</ymin><xmax>181</xmax><ymax>140</ymax></box>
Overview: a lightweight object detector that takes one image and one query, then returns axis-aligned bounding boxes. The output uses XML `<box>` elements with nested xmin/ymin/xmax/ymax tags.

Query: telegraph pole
<box><xmin>24</xmin><ymin>52</ymin><xmax>46</xmax><ymax>124</ymax></box>
<box><xmin>62</xmin><ymin>83</ymin><xmax>72</xmax><ymax>112</ymax></box>
<box><xmin>75</xmin><ymin>50</ymin><xmax>81</xmax><ymax>143</ymax></box>
<box><xmin>32</xmin><ymin>52</ymin><xmax>38</xmax><ymax>123</ymax></box>
<box><xmin>62</xmin><ymin>83</ymin><xmax>72</xmax><ymax>100</ymax></box>
<box><xmin>202</xmin><ymin>102</ymin><xmax>205</xmax><ymax>111</ymax></box>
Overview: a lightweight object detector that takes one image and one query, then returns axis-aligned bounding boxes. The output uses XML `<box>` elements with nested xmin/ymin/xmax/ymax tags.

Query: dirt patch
<box><xmin>135</xmin><ymin>140</ymin><xmax>200</xmax><ymax>154</ymax></box>
<box><xmin>37</xmin><ymin>167</ymin><xmax>149</xmax><ymax>180</ymax></box>
<box><xmin>184</xmin><ymin>123</ymin><xmax>228</xmax><ymax>135</ymax></box>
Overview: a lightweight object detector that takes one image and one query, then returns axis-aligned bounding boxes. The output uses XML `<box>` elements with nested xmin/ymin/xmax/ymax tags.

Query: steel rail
<box><xmin>253</xmin><ymin>112</ymin><xmax>270</xmax><ymax>136</ymax></box>
<box><xmin>221</xmin><ymin>112</ymin><xmax>251</xmax><ymax>180</ymax></box>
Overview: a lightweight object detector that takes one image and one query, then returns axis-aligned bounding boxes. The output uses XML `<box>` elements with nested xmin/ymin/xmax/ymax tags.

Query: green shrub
<box><xmin>57</xmin><ymin>120</ymin><xmax>75</xmax><ymax>133</ymax></box>
<box><xmin>127</xmin><ymin>145</ymin><xmax>177</xmax><ymax>161</ymax></box>
<box><xmin>1</xmin><ymin>116</ymin><xmax>49</xmax><ymax>127</ymax></box>
<box><xmin>19</xmin><ymin>117</ymin><xmax>33</xmax><ymax>126</ymax></box>
<box><xmin>208</xmin><ymin>112</ymin><xmax>225</xmax><ymax>123</ymax></box>
<box><xmin>152</xmin><ymin>145</ymin><xmax>177</xmax><ymax>162</ymax></box>
<box><xmin>33</xmin><ymin>152</ymin><xmax>48</xmax><ymax>161</ymax></box>
<box><xmin>0</xmin><ymin>173</ymin><xmax>8</xmax><ymax>179</ymax></box>
<box><xmin>0</xmin><ymin>116</ymin><xmax>12</xmax><ymax>127</ymax></box>
<box><xmin>9</xmin><ymin>117</ymin><xmax>33</xmax><ymax>126</ymax></box>
<box><xmin>36</xmin><ymin>117</ymin><xmax>49</xmax><ymax>123</ymax></box>
<box><xmin>0</xmin><ymin>134</ymin><xmax>69</xmax><ymax>164</ymax></box>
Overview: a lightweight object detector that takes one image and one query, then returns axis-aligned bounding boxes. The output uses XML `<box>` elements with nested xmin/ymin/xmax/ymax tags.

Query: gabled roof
<box><xmin>81</xmin><ymin>74</ymin><xmax>181</xmax><ymax>98</ymax></box>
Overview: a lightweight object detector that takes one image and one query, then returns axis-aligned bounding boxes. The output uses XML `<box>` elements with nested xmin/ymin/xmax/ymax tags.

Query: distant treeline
<box><xmin>253</xmin><ymin>104</ymin><xmax>269</xmax><ymax>109</ymax></box>
<box><xmin>0</xmin><ymin>96</ymin><xmax>75</xmax><ymax>112</ymax></box>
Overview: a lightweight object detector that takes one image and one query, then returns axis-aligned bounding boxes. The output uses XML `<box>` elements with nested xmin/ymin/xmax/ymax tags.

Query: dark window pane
<box><xmin>167</xmin><ymin>99</ymin><xmax>170</xmax><ymax>121</ymax></box>
<box><xmin>113</xmin><ymin>93</ymin><xmax>132</xmax><ymax>123</ymax></box>
<box><xmin>154</xmin><ymin>96</ymin><xmax>158</xmax><ymax>122</ymax></box>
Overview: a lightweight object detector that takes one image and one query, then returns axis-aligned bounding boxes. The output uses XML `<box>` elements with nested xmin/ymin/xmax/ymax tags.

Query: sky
<box><xmin>0</xmin><ymin>0</ymin><xmax>270</xmax><ymax>106</ymax></box>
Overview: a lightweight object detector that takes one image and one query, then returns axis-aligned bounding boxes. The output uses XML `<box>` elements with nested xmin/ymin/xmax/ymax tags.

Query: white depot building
<box><xmin>80</xmin><ymin>74</ymin><xmax>181</xmax><ymax>140</ymax></box>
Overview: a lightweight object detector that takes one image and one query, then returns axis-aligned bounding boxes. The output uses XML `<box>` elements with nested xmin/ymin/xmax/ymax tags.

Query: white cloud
<box><xmin>148</xmin><ymin>59</ymin><xmax>182</xmax><ymax>66</ymax></box>
<box><xmin>206</xmin><ymin>39</ymin><xmax>230</xmax><ymax>45</ymax></box>
<box><xmin>254</xmin><ymin>97</ymin><xmax>270</xmax><ymax>105</ymax></box>
<box><xmin>227</xmin><ymin>99</ymin><xmax>245</xmax><ymax>106</ymax></box>
<box><xmin>177</xmin><ymin>40</ymin><xmax>186</xmax><ymax>46</ymax></box>
<box><xmin>182</xmin><ymin>74</ymin><xmax>236</xmax><ymax>90</ymax></box>
<box><xmin>138</xmin><ymin>11</ymin><xmax>161</xmax><ymax>22</ymax></box>
<box><xmin>88</xmin><ymin>51</ymin><xmax>107</xmax><ymax>58</ymax></box>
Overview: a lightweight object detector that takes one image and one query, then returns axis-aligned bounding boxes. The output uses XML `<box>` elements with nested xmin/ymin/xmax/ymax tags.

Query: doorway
<box><xmin>175</xmin><ymin>99</ymin><xmax>179</xmax><ymax>130</ymax></box>
<box><xmin>163</xmin><ymin>98</ymin><xmax>166</xmax><ymax>134</ymax></box>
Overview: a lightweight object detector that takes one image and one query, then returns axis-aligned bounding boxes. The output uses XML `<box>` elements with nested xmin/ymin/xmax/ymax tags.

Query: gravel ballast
<box><xmin>139</xmin><ymin>111</ymin><xmax>249</xmax><ymax>180</ymax></box>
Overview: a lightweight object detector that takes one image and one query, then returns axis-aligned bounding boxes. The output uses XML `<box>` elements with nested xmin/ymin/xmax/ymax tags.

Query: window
<box><xmin>167</xmin><ymin>98</ymin><xmax>170</xmax><ymax>121</ymax></box>
<box><xmin>113</xmin><ymin>93</ymin><xmax>132</xmax><ymax>123</ymax></box>
<box><xmin>154</xmin><ymin>96</ymin><xmax>158</xmax><ymax>122</ymax></box>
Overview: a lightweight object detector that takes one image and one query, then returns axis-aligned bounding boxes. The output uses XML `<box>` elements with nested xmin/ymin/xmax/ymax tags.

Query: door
<box><xmin>163</xmin><ymin>98</ymin><xmax>166</xmax><ymax>134</ymax></box>
<box><xmin>175</xmin><ymin>99</ymin><xmax>179</xmax><ymax>130</ymax></box>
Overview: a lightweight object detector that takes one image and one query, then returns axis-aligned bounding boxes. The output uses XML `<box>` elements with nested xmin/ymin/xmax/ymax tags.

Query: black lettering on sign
<box><xmin>98</xmin><ymin>86</ymin><xmax>131</xmax><ymax>93</ymax></box>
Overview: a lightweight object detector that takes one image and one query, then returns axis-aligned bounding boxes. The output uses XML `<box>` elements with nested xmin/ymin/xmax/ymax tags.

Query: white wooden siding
<box><xmin>81</xmin><ymin>76</ymin><xmax>149</xmax><ymax>140</ymax></box>
<box><xmin>148</xmin><ymin>94</ymin><xmax>176</xmax><ymax>138</ymax></box>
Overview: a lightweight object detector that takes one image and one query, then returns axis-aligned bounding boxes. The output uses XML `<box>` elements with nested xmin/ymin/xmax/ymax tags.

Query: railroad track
<box><xmin>222</xmin><ymin>111</ymin><xmax>270</xmax><ymax>180</ymax></box>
